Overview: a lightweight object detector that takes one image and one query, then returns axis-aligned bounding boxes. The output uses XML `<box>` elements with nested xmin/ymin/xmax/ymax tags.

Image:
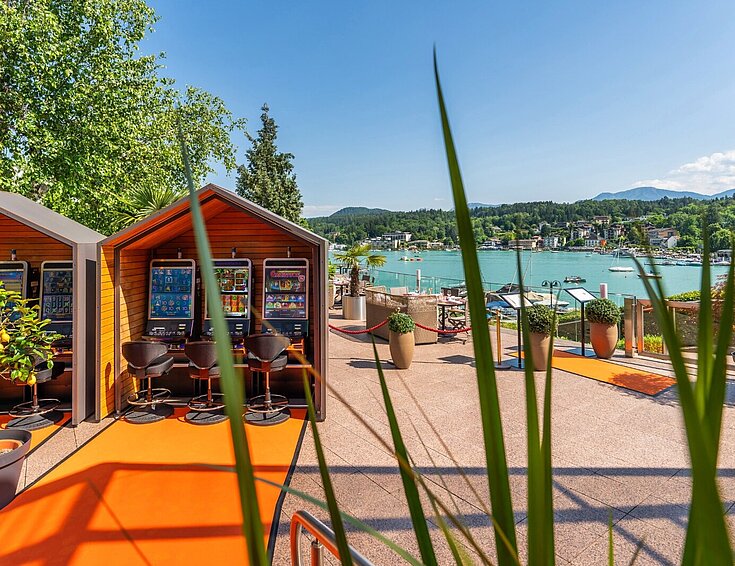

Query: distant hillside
<box><xmin>592</xmin><ymin>186</ymin><xmax>735</xmax><ymax>201</ymax></box>
<box><xmin>329</xmin><ymin>206</ymin><xmax>390</xmax><ymax>217</ymax></box>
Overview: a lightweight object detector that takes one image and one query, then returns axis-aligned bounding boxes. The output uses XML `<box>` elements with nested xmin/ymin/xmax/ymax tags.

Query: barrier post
<box><xmin>494</xmin><ymin>309</ymin><xmax>511</xmax><ymax>369</ymax></box>
<box><xmin>600</xmin><ymin>282</ymin><xmax>608</xmax><ymax>299</ymax></box>
<box><xmin>416</xmin><ymin>269</ymin><xmax>421</xmax><ymax>293</ymax></box>
<box><xmin>624</xmin><ymin>297</ymin><xmax>635</xmax><ymax>358</ymax></box>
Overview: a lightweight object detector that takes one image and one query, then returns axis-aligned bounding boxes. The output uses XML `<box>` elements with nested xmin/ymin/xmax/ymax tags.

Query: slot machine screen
<box><xmin>0</xmin><ymin>267</ymin><xmax>26</xmax><ymax>296</ymax></box>
<box><xmin>149</xmin><ymin>263</ymin><xmax>195</xmax><ymax>319</ymax></box>
<box><xmin>206</xmin><ymin>262</ymin><xmax>251</xmax><ymax>319</ymax></box>
<box><xmin>263</xmin><ymin>263</ymin><xmax>308</xmax><ymax>320</ymax></box>
<box><xmin>41</xmin><ymin>266</ymin><xmax>73</xmax><ymax>322</ymax></box>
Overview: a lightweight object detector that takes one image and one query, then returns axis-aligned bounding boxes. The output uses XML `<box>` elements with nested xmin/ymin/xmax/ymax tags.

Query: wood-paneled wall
<box><xmin>0</xmin><ymin>214</ymin><xmax>72</xmax><ymax>405</ymax></box>
<box><xmin>99</xmin><ymin>205</ymin><xmax>320</xmax><ymax>419</ymax></box>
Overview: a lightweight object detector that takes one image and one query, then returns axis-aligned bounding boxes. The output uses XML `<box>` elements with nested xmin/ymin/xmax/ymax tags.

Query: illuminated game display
<box><xmin>203</xmin><ymin>258</ymin><xmax>252</xmax><ymax>338</ymax></box>
<box><xmin>40</xmin><ymin>261</ymin><xmax>74</xmax><ymax>345</ymax></box>
<box><xmin>0</xmin><ymin>261</ymin><xmax>29</xmax><ymax>297</ymax></box>
<box><xmin>145</xmin><ymin>259</ymin><xmax>196</xmax><ymax>340</ymax></box>
<box><xmin>262</xmin><ymin>258</ymin><xmax>309</xmax><ymax>337</ymax></box>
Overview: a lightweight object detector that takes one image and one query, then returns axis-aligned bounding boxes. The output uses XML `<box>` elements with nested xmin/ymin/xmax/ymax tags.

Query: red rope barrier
<box><xmin>328</xmin><ymin>319</ymin><xmax>388</xmax><ymax>335</ymax></box>
<box><xmin>414</xmin><ymin>322</ymin><xmax>472</xmax><ymax>334</ymax></box>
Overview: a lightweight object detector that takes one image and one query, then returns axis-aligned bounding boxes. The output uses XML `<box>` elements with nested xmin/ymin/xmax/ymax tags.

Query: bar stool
<box><xmin>185</xmin><ymin>341</ymin><xmax>226</xmax><ymax>425</ymax></box>
<box><xmin>7</xmin><ymin>360</ymin><xmax>65</xmax><ymax>431</ymax></box>
<box><xmin>244</xmin><ymin>333</ymin><xmax>291</xmax><ymax>426</ymax></box>
<box><xmin>122</xmin><ymin>341</ymin><xmax>174</xmax><ymax>424</ymax></box>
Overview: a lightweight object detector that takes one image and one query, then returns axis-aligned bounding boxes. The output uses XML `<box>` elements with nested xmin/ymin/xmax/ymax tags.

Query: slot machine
<box><xmin>40</xmin><ymin>261</ymin><xmax>74</xmax><ymax>349</ymax></box>
<box><xmin>203</xmin><ymin>258</ymin><xmax>252</xmax><ymax>342</ymax></box>
<box><xmin>262</xmin><ymin>258</ymin><xmax>309</xmax><ymax>338</ymax></box>
<box><xmin>0</xmin><ymin>260</ymin><xmax>29</xmax><ymax>298</ymax></box>
<box><xmin>144</xmin><ymin>259</ymin><xmax>196</xmax><ymax>345</ymax></box>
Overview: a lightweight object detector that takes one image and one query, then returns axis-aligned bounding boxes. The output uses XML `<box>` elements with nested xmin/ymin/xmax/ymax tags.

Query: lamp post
<box><xmin>542</xmin><ymin>279</ymin><xmax>561</xmax><ymax>310</ymax></box>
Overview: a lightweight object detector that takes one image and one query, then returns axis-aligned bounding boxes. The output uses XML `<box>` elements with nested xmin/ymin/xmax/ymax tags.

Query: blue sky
<box><xmin>146</xmin><ymin>1</ymin><xmax>735</xmax><ymax>216</ymax></box>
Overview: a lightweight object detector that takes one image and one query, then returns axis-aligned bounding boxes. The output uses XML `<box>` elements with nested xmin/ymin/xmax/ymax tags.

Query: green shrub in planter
<box><xmin>387</xmin><ymin>311</ymin><xmax>415</xmax><ymax>334</ymax></box>
<box><xmin>526</xmin><ymin>304</ymin><xmax>556</xmax><ymax>335</ymax></box>
<box><xmin>585</xmin><ymin>298</ymin><xmax>620</xmax><ymax>325</ymax></box>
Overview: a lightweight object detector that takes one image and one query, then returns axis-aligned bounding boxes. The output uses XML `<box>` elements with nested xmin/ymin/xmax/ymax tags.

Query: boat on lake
<box><xmin>609</xmin><ymin>266</ymin><xmax>635</xmax><ymax>273</ymax></box>
<box><xmin>638</xmin><ymin>272</ymin><xmax>663</xmax><ymax>279</ymax></box>
<box><xmin>564</xmin><ymin>275</ymin><xmax>586</xmax><ymax>283</ymax></box>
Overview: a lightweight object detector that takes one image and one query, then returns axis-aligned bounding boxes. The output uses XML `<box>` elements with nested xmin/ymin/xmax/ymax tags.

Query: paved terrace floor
<box><xmin>273</xmin><ymin>314</ymin><xmax>735</xmax><ymax>565</ymax></box>
<box><xmin>9</xmin><ymin>315</ymin><xmax>735</xmax><ymax>565</ymax></box>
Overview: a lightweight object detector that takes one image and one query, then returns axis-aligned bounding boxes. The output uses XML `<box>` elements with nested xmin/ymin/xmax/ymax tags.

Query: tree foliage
<box><xmin>309</xmin><ymin>197</ymin><xmax>735</xmax><ymax>249</ymax></box>
<box><xmin>0</xmin><ymin>0</ymin><xmax>244</xmax><ymax>234</ymax></box>
<box><xmin>236</xmin><ymin>104</ymin><xmax>304</xmax><ymax>224</ymax></box>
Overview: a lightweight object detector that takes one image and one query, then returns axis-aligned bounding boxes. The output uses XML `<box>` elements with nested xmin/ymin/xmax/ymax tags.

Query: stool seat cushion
<box><xmin>189</xmin><ymin>363</ymin><xmax>221</xmax><ymax>379</ymax></box>
<box><xmin>33</xmin><ymin>361</ymin><xmax>65</xmax><ymax>384</ymax></box>
<box><xmin>128</xmin><ymin>355</ymin><xmax>174</xmax><ymax>378</ymax></box>
<box><xmin>247</xmin><ymin>352</ymin><xmax>288</xmax><ymax>372</ymax></box>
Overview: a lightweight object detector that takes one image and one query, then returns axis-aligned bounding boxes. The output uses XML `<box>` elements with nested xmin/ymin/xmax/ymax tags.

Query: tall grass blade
<box><xmin>372</xmin><ymin>341</ymin><xmax>438</xmax><ymax>566</ymax></box>
<box><xmin>434</xmin><ymin>48</ymin><xmax>518</xmax><ymax>565</ymax></box>
<box><xmin>302</xmin><ymin>371</ymin><xmax>354</xmax><ymax>566</ymax></box>
<box><xmin>515</xmin><ymin>250</ymin><xmax>554</xmax><ymax>565</ymax></box>
<box><xmin>634</xmin><ymin>236</ymin><xmax>732</xmax><ymax>563</ymax></box>
<box><xmin>177</xmin><ymin>121</ymin><xmax>267</xmax><ymax>564</ymax></box>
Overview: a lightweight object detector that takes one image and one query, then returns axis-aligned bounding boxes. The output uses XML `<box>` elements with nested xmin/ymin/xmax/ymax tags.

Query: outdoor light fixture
<box><xmin>10</xmin><ymin>249</ymin><xmax>16</xmax><ymax>260</ymax></box>
<box><xmin>231</xmin><ymin>247</ymin><xmax>237</xmax><ymax>258</ymax></box>
<box><xmin>177</xmin><ymin>248</ymin><xmax>182</xmax><ymax>259</ymax></box>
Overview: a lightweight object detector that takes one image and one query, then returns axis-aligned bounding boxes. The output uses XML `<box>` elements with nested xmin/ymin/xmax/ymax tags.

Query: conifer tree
<box><xmin>236</xmin><ymin>104</ymin><xmax>304</xmax><ymax>224</ymax></box>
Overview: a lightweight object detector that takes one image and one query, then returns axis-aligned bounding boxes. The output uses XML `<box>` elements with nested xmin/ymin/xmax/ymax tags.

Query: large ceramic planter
<box><xmin>389</xmin><ymin>330</ymin><xmax>415</xmax><ymax>369</ymax></box>
<box><xmin>0</xmin><ymin>429</ymin><xmax>32</xmax><ymax>509</ymax></box>
<box><xmin>529</xmin><ymin>332</ymin><xmax>551</xmax><ymax>371</ymax></box>
<box><xmin>590</xmin><ymin>322</ymin><xmax>618</xmax><ymax>359</ymax></box>
<box><xmin>343</xmin><ymin>295</ymin><xmax>366</xmax><ymax>321</ymax></box>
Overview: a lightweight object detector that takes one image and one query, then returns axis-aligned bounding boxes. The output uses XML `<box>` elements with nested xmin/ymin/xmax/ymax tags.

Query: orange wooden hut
<box><xmin>96</xmin><ymin>185</ymin><xmax>329</xmax><ymax>421</ymax></box>
<box><xmin>0</xmin><ymin>192</ymin><xmax>103</xmax><ymax>425</ymax></box>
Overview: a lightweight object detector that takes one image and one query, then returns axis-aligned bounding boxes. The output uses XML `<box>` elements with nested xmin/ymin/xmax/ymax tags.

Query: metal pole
<box><xmin>516</xmin><ymin>309</ymin><xmax>522</xmax><ymax>368</ymax></box>
<box><xmin>495</xmin><ymin>309</ymin><xmax>511</xmax><ymax>369</ymax></box>
<box><xmin>624</xmin><ymin>297</ymin><xmax>635</xmax><ymax>358</ymax></box>
<box><xmin>580</xmin><ymin>302</ymin><xmax>586</xmax><ymax>357</ymax></box>
<box><xmin>311</xmin><ymin>539</ymin><xmax>324</xmax><ymax>566</ymax></box>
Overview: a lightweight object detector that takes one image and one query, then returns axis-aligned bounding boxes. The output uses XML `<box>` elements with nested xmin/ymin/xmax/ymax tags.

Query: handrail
<box><xmin>290</xmin><ymin>510</ymin><xmax>373</xmax><ymax>566</ymax></box>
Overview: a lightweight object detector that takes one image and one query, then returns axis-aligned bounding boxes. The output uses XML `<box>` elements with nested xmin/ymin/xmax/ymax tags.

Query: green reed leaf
<box><xmin>372</xmin><ymin>340</ymin><xmax>438</xmax><ymax>565</ymax></box>
<box><xmin>177</xmin><ymin>120</ymin><xmax>267</xmax><ymax>564</ymax></box>
<box><xmin>302</xmin><ymin>370</ymin><xmax>354</xmax><ymax>565</ymax></box>
<box><xmin>434</xmin><ymin>48</ymin><xmax>518</xmax><ymax>565</ymax></box>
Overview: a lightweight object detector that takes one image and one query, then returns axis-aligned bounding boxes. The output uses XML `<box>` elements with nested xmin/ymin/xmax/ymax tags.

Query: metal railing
<box><xmin>290</xmin><ymin>510</ymin><xmax>373</xmax><ymax>566</ymax></box>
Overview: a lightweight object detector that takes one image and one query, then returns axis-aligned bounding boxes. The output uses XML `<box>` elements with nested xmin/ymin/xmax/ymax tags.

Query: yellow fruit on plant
<box><xmin>27</xmin><ymin>374</ymin><xmax>36</xmax><ymax>386</ymax></box>
<box><xmin>0</xmin><ymin>330</ymin><xmax>9</xmax><ymax>343</ymax></box>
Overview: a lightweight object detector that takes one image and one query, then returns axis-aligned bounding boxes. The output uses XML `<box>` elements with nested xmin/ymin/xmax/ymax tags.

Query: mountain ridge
<box><xmin>592</xmin><ymin>186</ymin><xmax>735</xmax><ymax>201</ymax></box>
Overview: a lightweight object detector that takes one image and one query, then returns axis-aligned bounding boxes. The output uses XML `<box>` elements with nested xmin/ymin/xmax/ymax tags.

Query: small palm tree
<box><xmin>114</xmin><ymin>185</ymin><xmax>187</xmax><ymax>229</ymax></box>
<box><xmin>333</xmin><ymin>243</ymin><xmax>387</xmax><ymax>297</ymax></box>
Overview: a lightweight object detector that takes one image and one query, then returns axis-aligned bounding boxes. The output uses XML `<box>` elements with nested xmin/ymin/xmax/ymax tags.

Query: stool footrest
<box><xmin>247</xmin><ymin>394</ymin><xmax>289</xmax><ymax>414</ymax></box>
<box><xmin>127</xmin><ymin>388</ymin><xmax>171</xmax><ymax>407</ymax></box>
<box><xmin>188</xmin><ymin>393</ymin><xmax>225</xmax><ymax>412</ymax></box>
<box><xmin>9</xmin><ymin>398</ymin><xmax>60</xmax><ymax>418</ymax></box>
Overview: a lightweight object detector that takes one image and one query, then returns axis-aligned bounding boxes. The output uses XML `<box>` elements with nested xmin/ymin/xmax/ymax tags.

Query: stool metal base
<box><xmin>244</xmin><ymin>408</ymin><xmax>290</xmax><ymax>426</ymax></box>
<box><xmin>125</xmin><ymin>404</ymin><xmax>174</xmax><ymax>424</ymax></box>
<box><xmin>186</xmin><ymin>409</ymin><xmax>228</xmax><ymax>425</ymax></box>
<box><xmin>9</xmin><ymin>398</ymin><xmax>60</xmax><ymax>419</ymax></box>
<box><xmin>188</xmin><ymin>393</ymin><xmax>225</xmax><ymax>412</ymax></box>
<box><xmin>127</xmin><ymin>388</ymin><xmax>171</xmax><ymax>407</ymax></box>
<box><xmin>6</xmin><ymin>410</ymin><xmax>64</xmax><ymax>431</ymax></box>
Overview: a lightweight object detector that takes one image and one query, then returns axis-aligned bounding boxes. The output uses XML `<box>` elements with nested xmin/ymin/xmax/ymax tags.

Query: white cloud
<box><xmin>632</xmin><ymin>150</ymin><xmax>735</xmax><ymax>194</ymax></box>
<box><xmin>303</xmin><ymin>204</ymin><xmax>343</xmax><ymax>218</ymax></box>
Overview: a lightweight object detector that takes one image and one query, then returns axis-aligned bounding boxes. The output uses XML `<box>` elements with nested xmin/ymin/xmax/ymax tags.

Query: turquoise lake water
<box><xmin>363</xmin><ymin>250</ymin><xmax>726</xmax><ymax>302</ymax></box>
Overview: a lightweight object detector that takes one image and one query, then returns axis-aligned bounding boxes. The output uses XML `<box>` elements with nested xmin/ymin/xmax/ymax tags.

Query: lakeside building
<box><xmin>648</xmin><ymin>227</ymin><xmax>680</xmax><ymax>248</ymax></box>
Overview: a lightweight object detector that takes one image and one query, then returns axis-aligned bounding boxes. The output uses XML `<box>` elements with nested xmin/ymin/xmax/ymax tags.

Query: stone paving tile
<box><xmin>22</xmin><ymin>426</ymin><xmax>78</xmax><ymax>487</ymax></box>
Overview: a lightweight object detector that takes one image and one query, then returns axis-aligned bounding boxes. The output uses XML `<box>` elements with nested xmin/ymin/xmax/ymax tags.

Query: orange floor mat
<box><xmin>0</xmin><ymin>408</ymin><xmax>306</xmax><ymax>565</ymax></box>
<box><xmin>513</xmin><ymin>350</ymin><xmax>676</xmax><ymax>395</ymax></box>
<box><xmin>0</xmin><ymin>412</ymin><xmax>71</xmax><ymax>453</ymax></box>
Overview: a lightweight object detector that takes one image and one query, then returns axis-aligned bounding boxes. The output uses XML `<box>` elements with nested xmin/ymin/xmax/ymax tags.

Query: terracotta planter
<box><xmin>529</xmin><ymin>332</ymin><xmax>551</xmax><ymax>371</ymax></box>
<box><xmin>0</xmin><ymin>429</ymin><xmax>31</xmax><ymax>510</ymax></box>
<box><xmin>389</xmin><ymin>330</ymin><xmax>415</xmax><ymax>369</ymax></box>
<box><xmin>590</xmin><ymin>322</ymin><xmax>618</xmax><ymax>359</ymax></box>
<box><xmin>342</xmin><ymin>295</ymin><xmax>366</xmax><ymax>321</ymax></box>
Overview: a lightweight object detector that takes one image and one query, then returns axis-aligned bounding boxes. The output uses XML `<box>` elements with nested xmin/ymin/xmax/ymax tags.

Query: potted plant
<box><xmin>333</xmin><ymin>243</ymin><xmax>387</xmax><ymax>320</ymax></box>
<box><xmin>0</xmin><ymin>283</ymin><xmax>57</xmax><ymax>509</ymax></box>
<box><xmin>388</xmin><ymin>311</ymin><xmax>415</xmax><ymax>369</ymax></box>
<box><xmin>526</xmin><ymin>304</ymin><xmax>556</xmax><ymax>371</ymax></box>
<box><xmin>585</xmin><ymin>298</ymin><xmax>621</xmax><ymax>359</ymax></box>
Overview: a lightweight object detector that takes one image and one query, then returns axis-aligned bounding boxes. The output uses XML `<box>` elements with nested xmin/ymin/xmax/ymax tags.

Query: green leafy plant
<box><xmin>0</xmin><ymin>283</ymin><xmax>57</xmax><ymax>385</ymax></box>
<box><xmin>328</xmin><ymin>260</ymin><xmax>337</xmax><ymax>279</ymax></box>
<box><xmin>635</xmin><ymin>222</ymin><xmax>734</xmax><ymax>562</ymax></box>
<box><xmin>527</xmin><ymin>304</ymin><xmax>556</xmax><ymax>336</ymax></box>
<box><xmin>387</xmin><ymin>311</ymin><xmax>415</xmax><ymax>334</ymax></box>
<box><xmin>667</xmin><ymin>290</ymin><xmax>701</xmax><ymax>302</ymax></box>
<box><xmin>333</xmin><ymin>243</ymin><xmax>387</xmax><ymax>297</ymax></box>
<box><xmin>585</xmin><ymin>298</ymin><xmax>621</xmax><ymax>325</ymax></box>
